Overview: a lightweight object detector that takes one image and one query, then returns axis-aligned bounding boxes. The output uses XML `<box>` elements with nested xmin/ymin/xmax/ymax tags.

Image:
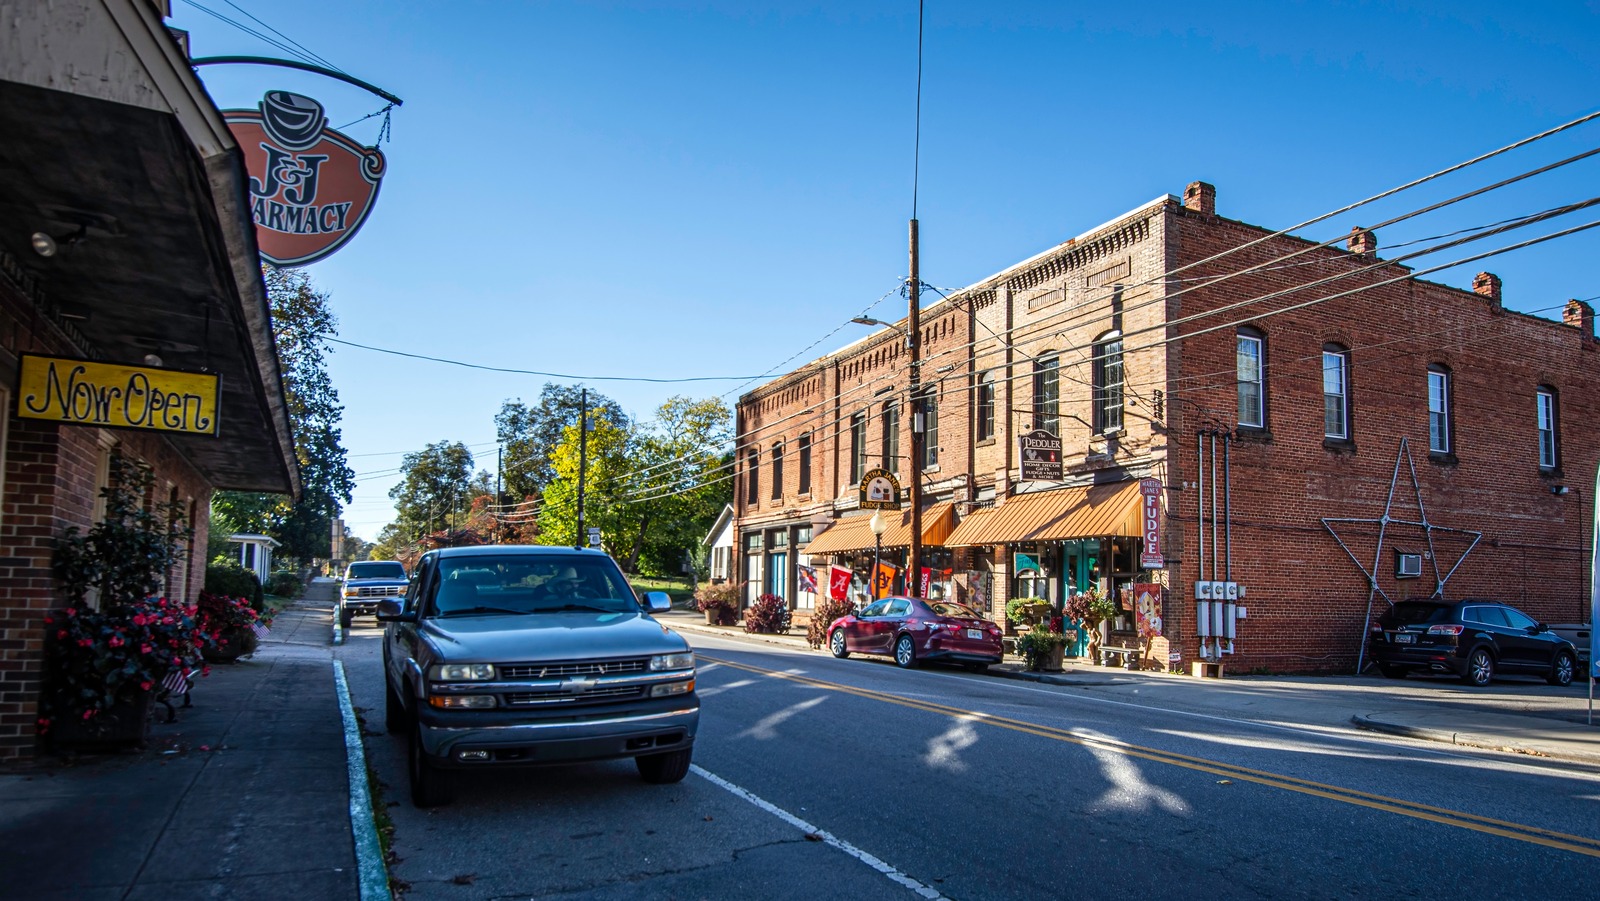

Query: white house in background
<box><xmin>703</xmin><ymin>504</ymin><xmax>735</xmax><ymax>585</ymax></box>
<box><xmin>227</xmin><ymin>534</ymin><xmax>279</xmax><ymax>584</ymax></box>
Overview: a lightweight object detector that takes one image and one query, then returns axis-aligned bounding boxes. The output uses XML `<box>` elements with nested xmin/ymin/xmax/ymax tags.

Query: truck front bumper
<box><xmin>414</xmin><ymin>696</ymin><xmax>699</xmax><ymax>768</ymax></box>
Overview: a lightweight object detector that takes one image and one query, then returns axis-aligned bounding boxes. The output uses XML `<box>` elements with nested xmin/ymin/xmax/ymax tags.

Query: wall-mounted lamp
<box><xmin>31</xmin><ymin>225</ymin><xmax>87</xmax><ymax>258</ymax></box>
<box><xmin>1552</xmin><ymin>485</ymin><xmax>1570</xmax><ymax>495</ymax></box>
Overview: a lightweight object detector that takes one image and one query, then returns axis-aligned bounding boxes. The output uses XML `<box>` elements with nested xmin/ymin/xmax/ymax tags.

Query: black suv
<box><xmin>376</xmin><ymin>546</ymin><xmax>697</xmax><ymax>806</ymax></box>
<box><xmin>1368</xmin><ymin>599</ymin><xmax>1578</xmax><ymax>687</ymax></box>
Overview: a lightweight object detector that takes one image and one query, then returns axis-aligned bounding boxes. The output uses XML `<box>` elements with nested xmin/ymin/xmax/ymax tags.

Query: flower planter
<box><xmin>202</xmin><ymin>627</ymin><xmax>260</xmax><ymax>664</ymax></box>
<box><xmin>704</xmin><ymin>609</ymin><xmax>722</xmax><ymax>625</ymax></box>
<box><xmin>49</xmin><ymin>691</ymin><xmax>154</xmax><ymax>752</ymax></box>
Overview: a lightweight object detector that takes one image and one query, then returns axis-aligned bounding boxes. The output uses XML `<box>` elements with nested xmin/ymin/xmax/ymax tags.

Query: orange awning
<box><xmin>944</xmin><ymin>481</ymin><xmax>1142</xmax><ymax>547</ymax></box>
<box><xmin>802</xmin><ymin>503</ymin><xmax>956</xmax><ymax>556</ymax></box>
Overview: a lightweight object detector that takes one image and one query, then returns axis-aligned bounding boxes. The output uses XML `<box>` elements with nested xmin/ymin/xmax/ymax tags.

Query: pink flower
<box><xmin>140</xmin><ymin>643</ymin><xmax>152</xmax><ymax>654</ymax></box>
<box><xmin>140</xmin><ymin>681</ymin><xmax>152</xmax><ymax>691</ymax></box>
<box><xmin>77</xmin><ymin>638</ymin><xmax>92</xmax><ymax>648</ymax></box>
<box><xmin>56</xmin><ymin>630</ymin><xmax>66</xmax><ymax>640</ymax></box>
<box><xmin>82</xmin><ymin>709</ymin><xmax>96</xmax><ymax>720</ymax></box>
<box><xmin>108</xmin><ymin>636</ymin><xmax>124</xmax><ymax>648</ymax></box>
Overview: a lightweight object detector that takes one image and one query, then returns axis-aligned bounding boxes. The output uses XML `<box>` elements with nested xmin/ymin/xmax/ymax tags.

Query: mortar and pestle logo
<box><xmin>259</xmin><ymin>91</ymin><xmax>327</xmax><ymax>152</ymax></box>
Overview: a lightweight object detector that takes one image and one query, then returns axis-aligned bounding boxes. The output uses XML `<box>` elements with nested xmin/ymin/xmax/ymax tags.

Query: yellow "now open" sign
<box><xmin>17</xmin><ymin>354</ymin><xmax>220</xmax><ymax>436</ymax></box>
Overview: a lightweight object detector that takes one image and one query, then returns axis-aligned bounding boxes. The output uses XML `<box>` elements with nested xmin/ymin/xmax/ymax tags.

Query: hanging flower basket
<box><xmin>47</xmin><ymin>688</ymin><xmax>155</xmax><ymax>752</ymax></box>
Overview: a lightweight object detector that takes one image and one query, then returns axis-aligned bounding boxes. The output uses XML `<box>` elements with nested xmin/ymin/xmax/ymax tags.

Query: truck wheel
<box><xmin>339</xmin><ymin>605</ymin><xmax>353</xmax><ymax>630</ymax></box>
<box><xmin>636</xmin><ymin>747</ymin><xmax>692</xmax><ymax>784</ymax></box>
<box><xmin>409</xmin><ymin>723</ymin><xmax>452</xmax><ymax>807</ymax></box>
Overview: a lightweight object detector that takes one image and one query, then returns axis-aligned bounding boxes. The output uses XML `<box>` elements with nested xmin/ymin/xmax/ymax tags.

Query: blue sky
<box><xmin>170</xmin><ymin>1</ymin><xmax>1600</xmax><ymax>540</ymax></box>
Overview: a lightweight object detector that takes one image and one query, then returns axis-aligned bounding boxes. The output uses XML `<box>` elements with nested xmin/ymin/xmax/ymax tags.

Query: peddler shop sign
<box><xmin>16</xmin><ymin>354</ymin><xmax>220</xmax><ymax>436</ymax></box>
<box><xmin>224</xmin><ymin>91</ymin><xmax>388</xmax><ymax>267</ymax></box>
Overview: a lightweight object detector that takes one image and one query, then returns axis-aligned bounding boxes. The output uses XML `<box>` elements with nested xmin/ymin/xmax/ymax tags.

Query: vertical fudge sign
<box><xmin>224</xmin><ymin>91</ymin><xmax>387</xmax><ymax>267</ymax></box>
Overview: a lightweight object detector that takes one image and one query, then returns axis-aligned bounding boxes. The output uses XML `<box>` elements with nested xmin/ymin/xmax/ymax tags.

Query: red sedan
<box><xmin>827</xmin><ymin>597</ymin><xmax>1004</xmax><ymax>670</ymax></box>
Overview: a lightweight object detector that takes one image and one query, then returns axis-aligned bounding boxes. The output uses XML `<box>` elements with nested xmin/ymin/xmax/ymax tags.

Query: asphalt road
<box><xmin>337</xmin><ymin>621</ymin><xmax>1600</xmax><ymax>900</ymax></box>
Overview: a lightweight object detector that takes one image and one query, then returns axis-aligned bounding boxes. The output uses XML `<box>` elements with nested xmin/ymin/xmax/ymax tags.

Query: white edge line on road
<box><xmin>690</xmin><ymin>763</ymin><xmax>951</xmax><ymax>901</ymax></box>
<box><xmin>334</xmin><ymin>660</ymin><xmax>393</xmax><ymax>901</ymax></box>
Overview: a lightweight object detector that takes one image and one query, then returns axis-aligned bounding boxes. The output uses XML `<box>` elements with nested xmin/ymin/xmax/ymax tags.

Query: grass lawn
<box><xmin>630</xmin><ymin>576</ymin><xmax>697</xmax><ymax>607</ymax></box>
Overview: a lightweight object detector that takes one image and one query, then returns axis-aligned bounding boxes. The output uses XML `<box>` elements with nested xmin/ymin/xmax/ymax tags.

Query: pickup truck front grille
<box><xmin>503</xmin><ymin>685</ymin><xmax>646</xmax><ymax>706</ymax></box>
<box><xmin>353</xmin><ymin>585</ymin><xmax>402</xmax><ymax>598</ymax></box>
<box><xmin>500</xmin><ymin>659</ymin><xmax>649</xmax><ymax>679</ymax></box>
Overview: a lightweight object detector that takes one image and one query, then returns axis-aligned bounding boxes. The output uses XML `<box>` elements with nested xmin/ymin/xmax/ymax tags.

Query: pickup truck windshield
<box><xmin>429</xmin><ymin>555</ymin><xmax>639</xmax><ymax>616</ymax></box>
<box><xmin>349</xmin><ymin>561</ymin><xmax>406</xmax><ymax>580</ymax></box>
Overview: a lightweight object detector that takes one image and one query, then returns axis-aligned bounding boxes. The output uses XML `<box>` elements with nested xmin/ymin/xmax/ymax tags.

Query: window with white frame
<box><xmin>1428</xmin><ymin>365</ymin><xmax>1452</xmax><ymax>454</ymax></box>
<box><xmin>1537</xmin><ymin>386</ymin><xmax>1558</xmax><ymax>470</ymax></box>
<box><xmin>1033</xmin><ymin>356</ymin><xmax>1060</xmax><ymax>435</ymax></box>
<box><xmin>976</xmin><ymin>371</ymin><xmax>995</xmax><ymax>442</ymax></box>
<box><xmin>881</xmin><ymin>401</ymin><xmax>899</xmax><ymax>473</ymax></box>
<box><xmin>1323</xmin><ymin>345</ymin><xmax>1349</xmax><ymax>440</ymax></box>
<box><xmin>850</xmin><ymin>412</ymin><xmax>867</xmax><ymax>483</ymax></box>
<box><xmin>917</xmin><ymin>386</ymin><xmax>939</xmax><ymax>468</ymax></box>
<box><xmin>770</xmin><ymin>442</ymin><xmax>783</xmax><ymax>500</ymax></box>
<box><xmin>1093</xmin><ymin>332</ymin><xmax>1124</xmax><ymax>434</ymax></box>
<box><xmin>1237</xmin><ymin>330</ymin><xmax>1265</xmax><ymax>429</ymax></box>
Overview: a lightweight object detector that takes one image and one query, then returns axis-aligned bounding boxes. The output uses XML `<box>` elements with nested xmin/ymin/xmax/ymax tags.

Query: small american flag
<box><xmin>161</xmin><ymin>668</ymin><xmax>190</xmax><ymax>696</ymax></box>
<box><xmin>249</xmin><ymin>622</ymin><xmax>271</xmax><ymax>639</ymax></box>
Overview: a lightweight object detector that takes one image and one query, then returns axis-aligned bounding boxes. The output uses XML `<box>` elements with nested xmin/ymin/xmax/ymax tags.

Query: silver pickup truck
<box><xmin>376</xmin><ymin>545</ymin><xmax>697</xmax><ymax>807</ymax></box>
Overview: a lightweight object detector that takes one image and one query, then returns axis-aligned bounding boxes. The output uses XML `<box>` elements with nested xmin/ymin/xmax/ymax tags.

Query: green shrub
<box><xmin>206</xmin><ymin>558</ymin><xmax>264</xmax><ymax>612</ymax></box>
<box><xmin>806</xmin><ymin>594</ymin><xmax>856</xmax><ymax>649</ymax></box>
<box><xmin>1005</xmin><ymin>597</ymin><xmax>1051</xmax><ymax>627</ymax></box>
<box><xmin>266</xmin><ymin>570</ymin><xmax>304</xmax><ymax>599</ymax></box>
<box><xmin>1016</xmin><ymin>626</ymin><xmax>1068</xmax><ymax>671</ymax></box>
<box><xmin>743</xmin><ymin>593</ymin><xmax>791</xmax><ymax>635</ymax></box>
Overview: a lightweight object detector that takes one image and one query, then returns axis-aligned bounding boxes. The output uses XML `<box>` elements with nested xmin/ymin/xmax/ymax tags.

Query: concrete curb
<box><xmin>334</xmin><ymin>660</ymin><xmax>393</xmax><ymax>901</ymax></box>
<box><xmin>1350</xmin><ymin>715</ymin><xmax>1600</xmax><ymax>765</ymax></box>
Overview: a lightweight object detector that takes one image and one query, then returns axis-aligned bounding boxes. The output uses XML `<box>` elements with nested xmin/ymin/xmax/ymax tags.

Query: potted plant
<box><xmin>693</xmin><ymin>582</ymin><xmax>740</xmax><ymax>625</ymax></box>
<box><xmin>196</xmin><ymin>591</ymin><xmax>266</xmax><ymax>663</ymax></box>
<box><xmin>743</xmin><ymin>593</ymin><xmax>791</xmax><ymax>634</ymax></box>
<box><xmin>1015</xmin><ymin>622</ymin><xmax>1069</xmax><ymax>672</ymax></box>
<box><xmin>44</xmin><ymin>453</ymin><xmax>204</xmax><ymax>749</ymax></box>
<box><xmin>1004</xmin><ymin>597</ymin><xmax>1051</xmax><ymax>631</ymax></box>
<box><xmin>1064</xmin><ymin>587</ymin><xmax>1117</xmax><ymax>662</ymax></box>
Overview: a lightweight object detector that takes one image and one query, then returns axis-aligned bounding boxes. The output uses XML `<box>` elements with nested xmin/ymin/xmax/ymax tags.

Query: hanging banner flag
<box><xmin>1139</xmin><ymin>478</ymin><xmax>1165</xmax><ymax>568</ymax></box>
<box><xmin>829</xmin><ymin>566</ymin><xmax>852</xmax><ymax>601</ymax></box>
<box><xmin>797</xmin><ymin>565</ymin><xmax>817</xmax><ymax>594</ymax></box>
<box><xmin>920</xmin><ymin>567</ymin><xmax>932</xmax><ymax>599</ymax></box>
<box><xmin>873</xmin><ymin>562</ymin><xmax>897</xmax><ymax>599</ymax></box>
<box><xmin>1134</xmin><ymin>583</ymin><xmax>1164</xmax><ymax>638</ymax></box>
<box><xmin>223</xmin><ymin>91</ymin><xmax>388</xmax><ymax>267</ymax></box>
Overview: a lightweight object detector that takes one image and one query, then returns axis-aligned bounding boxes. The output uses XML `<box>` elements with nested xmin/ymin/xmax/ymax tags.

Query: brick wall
<box><xmin>1166</xmin><ymin>195</ymin><xmax>1600</xmax><ymax>672</ymax></box>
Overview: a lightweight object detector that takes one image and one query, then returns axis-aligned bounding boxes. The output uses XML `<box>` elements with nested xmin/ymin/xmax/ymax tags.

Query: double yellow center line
<box><xmin>703</xmin><ymin>655</ymin><xmax>1600</xmax><ymax>858</ymax></box>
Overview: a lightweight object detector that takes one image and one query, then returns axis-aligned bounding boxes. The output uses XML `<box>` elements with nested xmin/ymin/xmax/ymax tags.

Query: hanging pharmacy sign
<box><xmin>16</xmin><ymin>354</ymin><xmax>220</xmax><ymax>436</ymax></box>
<box><xmin>223</xmin><ymin>91</ymin><xmax>388</xmax><ymax>267</ymax></box>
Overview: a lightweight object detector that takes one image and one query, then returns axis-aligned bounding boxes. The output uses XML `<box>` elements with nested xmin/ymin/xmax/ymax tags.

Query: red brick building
<box><xmin>0</xmin><ymin>0</ymin><xmax>299</xmax><ymax>761</ymax></box>
<box><xmin>734</xmin><ymin>181</ymin><xmax>1595</xmax><ymax>674</ymax></box>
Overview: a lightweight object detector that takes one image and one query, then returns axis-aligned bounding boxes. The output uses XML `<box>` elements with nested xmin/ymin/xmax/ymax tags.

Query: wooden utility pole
<box><xmin>576</xmin><ymin>388</ymin><xmax>587</xmax><ymax>548</ymax></box>
<box><xmin>908</xmin><ymin>219</ymin><xmax>923</xmax><ymax>597</ymax></box>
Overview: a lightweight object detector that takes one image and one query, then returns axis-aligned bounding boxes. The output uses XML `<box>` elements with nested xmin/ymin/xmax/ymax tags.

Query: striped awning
<box><xmin>802</xmin><ymin>503</ymin><xmax>956</xmax><ymax>556</ymax></box>
<box><xmin>944</xmin><ymin>481</ymin><xmax>1142</xmax><ymax>547</ymax></box>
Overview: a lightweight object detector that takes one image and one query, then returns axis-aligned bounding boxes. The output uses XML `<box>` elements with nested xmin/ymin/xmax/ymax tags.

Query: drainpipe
<box><xmin>1196</xmin><ymin>432</ymin><xmax>1210</xmax><ymax>656</ymax></box>
<box><xmin>1223</xmin><ymin>433</ymin><xmax>1235</xmax><ymax>656</ymax></box>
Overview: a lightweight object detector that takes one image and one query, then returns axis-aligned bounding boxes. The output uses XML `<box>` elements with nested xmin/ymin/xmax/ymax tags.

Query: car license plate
<box><xmin>966</xmin><ymin>629</ymin><xmax>983</xmax><ymax>640</ymax></box>
<box><xmin>1394</xmin><ymin>633</ymin><xmax>1414</xmax><ymax>644</ymax></box>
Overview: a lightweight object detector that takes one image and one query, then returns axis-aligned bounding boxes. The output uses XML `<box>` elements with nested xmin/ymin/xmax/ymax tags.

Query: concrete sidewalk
<box><xmin>657</xmin><ymin>608</ymin><xmax>1600</xmax><ymax>766</ymax></box>
<box><xmin>0</xmin><ymin>588</ymin><xmax>373</xmax><ymax>901</ymax></box>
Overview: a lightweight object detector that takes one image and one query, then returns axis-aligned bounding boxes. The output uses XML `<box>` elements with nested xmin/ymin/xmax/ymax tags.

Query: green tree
<box><xmin>536</xmin><ymin>413</ymin><xmax>633</xmax><ymax>558</ymax></box>
<box><xmin>389</xmin><ymin>441</ymin><xmax>477</xmax><ymax>538</ymax></box>
<box><xmin>536</xmin><ymin>395</ymin><xmax>731</xmax><ymax>575</ymax></box>
<box><xmin>211</xmin><ymin>267</ymin><xmax>354</xmax><ymax>561</ymax></box>
<box><xmin>496</xmin><ymin>385</ymin><xmax>626</xmax><ymax>500</ymax></box>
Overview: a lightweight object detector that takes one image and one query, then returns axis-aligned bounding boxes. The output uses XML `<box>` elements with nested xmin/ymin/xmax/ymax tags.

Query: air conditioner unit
<box><xmin>1395</xmin><ymin>552</ymin><xmax>1422</xmax><ymax>579</ymax></box>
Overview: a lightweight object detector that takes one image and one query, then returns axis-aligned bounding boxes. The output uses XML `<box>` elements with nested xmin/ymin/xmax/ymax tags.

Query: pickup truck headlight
<box><xmin>648</xmin><ymin>652</ymin><xmax>695</xmax><ymax>672</ymax></box>
<box><xmin>430</xmin><ymin>663</ymin><xmax>496</xmax><ymax>681</ymax></box>
<box><xmin>342</xmin><ymin>587</ymin><xmax>359</xmax><ymax>597</ymax></box>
